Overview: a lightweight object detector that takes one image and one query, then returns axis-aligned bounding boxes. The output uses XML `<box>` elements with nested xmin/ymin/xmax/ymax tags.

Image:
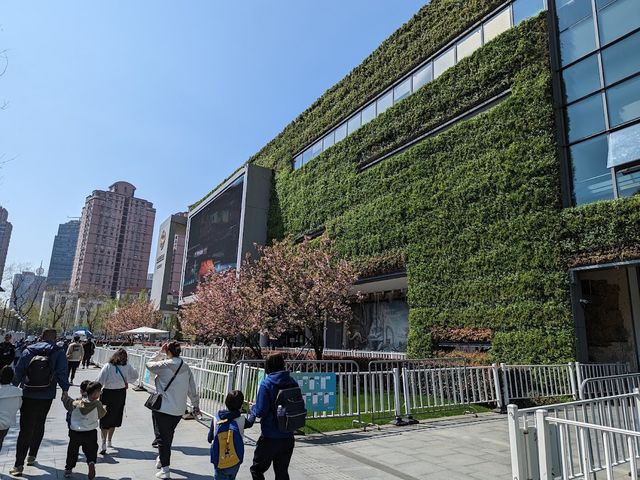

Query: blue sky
<box><xmin>0</xmin><ymin>1</ymin><xmax>426</xmax><ymax>278</ymax></box>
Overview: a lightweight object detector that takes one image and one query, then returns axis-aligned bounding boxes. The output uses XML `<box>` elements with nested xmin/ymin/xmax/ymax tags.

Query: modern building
<box><xmin>150</xmin><ymin>213</ymin><xmax>187</xmax><ymax>320</ymax></box>
<box><xmin>0</xmin><ymin>207</ymin><xmax>13</xmax><ymax>282</ymax></box>
<box><xmin>184</xmin><ymin>0</ymin><xmax>640</xmax><ymax>365</ymax></box>
<box><xmin>46</xmin><ymin>220</ymin><xmax>80</xmax><ymax>288</ymax></box>
<box><xmin>70</xmin><ymin>181</ymin><xmax>156</xmax><ymax>298</ymax></box>
<box><xmin>11</xmin><ymin>269</ymin><xmax>47</xmax><ymax>315</ymax></box>
<box><xmin>39</xmin><ymin>290</ymin><xmax>77</xmax><ymax>331</ymax></box>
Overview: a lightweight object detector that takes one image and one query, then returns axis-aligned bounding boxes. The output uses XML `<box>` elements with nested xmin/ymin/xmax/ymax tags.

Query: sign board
<box><xmin>291</xmin><ymin>372</ymin><xmax>336</xmax><ymax>412</ymax></box>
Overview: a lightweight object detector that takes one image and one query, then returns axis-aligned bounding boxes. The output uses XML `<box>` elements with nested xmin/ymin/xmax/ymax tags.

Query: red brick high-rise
<box><xmin>70</xmin><ymin>181</ymin><xmax>156</xmax><ymax>297</ymax></box>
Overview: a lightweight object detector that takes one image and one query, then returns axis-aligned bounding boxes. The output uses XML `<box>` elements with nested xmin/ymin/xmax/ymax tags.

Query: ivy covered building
<box><xmin>182</xmin><ymin>0</ymin><xmax>640</xmax><ymax>365</ymax></box>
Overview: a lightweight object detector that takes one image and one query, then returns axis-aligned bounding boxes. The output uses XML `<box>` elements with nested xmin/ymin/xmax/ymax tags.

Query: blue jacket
<box><xmin>13</xmin><ymin>342</ymin><xmax>70</xmax><ymax>400</ymax></box>
<box><xmin>251</xmin><ymin>370</ymin><xmax>298</xmax><ymax>439</ymax></box>
<box><xmin>207</xmin><ymin>408</ymin><xmax>255</xmax><ymax>465</ymax></box>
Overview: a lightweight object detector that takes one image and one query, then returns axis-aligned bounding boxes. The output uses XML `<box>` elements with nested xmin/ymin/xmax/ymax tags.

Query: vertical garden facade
<box><xmin>189</xmin><ymin>0</ymin><xmax>640</xmax><ymax>364</ymax></box>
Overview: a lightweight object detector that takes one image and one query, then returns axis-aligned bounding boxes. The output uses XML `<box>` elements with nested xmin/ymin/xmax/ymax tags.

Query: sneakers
<box><xmin>151</xmin><ymin>439</ymin><xmax>159</xmax><ymax>448</ymax></box>
<box><xmin>64</xmin><ymin>470</ymin><xmax>72</xmax><ymax>478</ymax></box>
<box><xmin>26</xmin><ymin>455</ymin><xmax>36</xmax><ymax>466</ymax></box>
<box><xmin>8</xmin><ymin>466</ymin><xmax>23</xmax><ymax>476</ymax></box>
<box><xmin>88</xmin><ymin>462</ymin><xmax>96</xmax><ymax>480</ymax></box>
<box><xmin>106</xmin><ymin>440</ymin><xmax>112</xmax><ymax>448</ymax></box>
<box><xmin>156</xmin><ymin>456</ymin><xmax>162</xmax><ymax>469</ymax></box>
<box><xmin>155</xmin><ymin>467</ymin><xmax>171</xmax><ymax>479</ymax></box>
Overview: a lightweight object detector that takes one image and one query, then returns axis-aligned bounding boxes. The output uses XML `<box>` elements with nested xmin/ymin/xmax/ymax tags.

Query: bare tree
<box><xmin>41</xmin><ymin>289</ymin><xmax>73</xmax><ymax>330</ymax></box>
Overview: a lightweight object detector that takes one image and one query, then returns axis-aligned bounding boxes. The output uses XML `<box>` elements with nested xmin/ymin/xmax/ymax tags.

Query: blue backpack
<box><xmin>210</xmin><ymin>417</ymin><xmax>244</xmax><ymax>469</ymax></box>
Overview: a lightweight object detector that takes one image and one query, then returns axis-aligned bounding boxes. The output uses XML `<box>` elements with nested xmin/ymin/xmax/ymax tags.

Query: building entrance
<box><xmin>573</xmin><ymin>265</ymin><xmax>640</xmax><ymax>371</ymax></box>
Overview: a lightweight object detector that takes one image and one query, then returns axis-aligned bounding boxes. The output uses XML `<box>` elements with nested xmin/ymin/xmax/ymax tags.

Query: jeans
<box><xmin>250</xmin><ymin>436</ymin><xmax>295</xmax><ymax>480</ymax></box>
<box><xmin>68</xmin><ymin>361</ymin><xmax>80</xmax><ymax>382</ymax></box>
<box><xmin>152</xmin><ymin>411</ymin><xmax>182</xmax><ymax>467</ymax></box>
<box><xmin>82</xmin><ymin>354</ymin><xmax>92</xmax><ymax>368</ymax></box>
<box><xmin>15</xmin><ymin>397</ymin><xmax>53</xmax><ymax>467</ymax></box>
<box><xmin>0</xmin><ymin>428</ymin><xmax>8</xmax><ymax>452</ymax></box>
<box><xmin>214</xmin><ymin>464</ymin><xmax>241</xmax><ymax>480</ymax></box>
<box><xmin>65</xmin><ymin>429</ymin><xmax>98</xmax><ymax>470</ymax></box>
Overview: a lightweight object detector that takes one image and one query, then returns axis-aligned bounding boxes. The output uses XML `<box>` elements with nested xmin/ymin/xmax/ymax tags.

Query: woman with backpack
<box><xmin>146</xmin><ymin>341</ymin><xmax>200</xmax><ymax>480</ymax></box>
<box><xmin>95</xmin><ymin>348</ymin><xmax>139</xmax><ymax>455</ymax></box>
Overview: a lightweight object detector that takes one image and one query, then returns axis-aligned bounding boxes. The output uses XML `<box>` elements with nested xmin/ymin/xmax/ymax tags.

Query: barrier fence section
<box><xmin>508</xmin><ymin>391</ymin><xmax>640</xmax><ymax>480</ymax></box>
<box><xmin>500</xmin><ymin>363</ymin><xmax>577</xmax><ymax>406</ymax></box>
<box><xmin>579</xmin><ymin>373</ymin><xmax>640</xmax><ymax>400</ymax></box>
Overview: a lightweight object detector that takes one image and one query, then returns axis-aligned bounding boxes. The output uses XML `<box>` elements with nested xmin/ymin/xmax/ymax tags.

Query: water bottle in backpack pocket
<box><xmin>274</xmin><ymin>386</ymin><xmax>307</xmax><ymax>433</ymax></box>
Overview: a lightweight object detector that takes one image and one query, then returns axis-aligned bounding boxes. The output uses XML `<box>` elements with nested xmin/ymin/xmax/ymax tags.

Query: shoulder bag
<box><xmin>144</xmin><ymin>359</ymin><xmax>183</xmax><ymax>411</ymax></box>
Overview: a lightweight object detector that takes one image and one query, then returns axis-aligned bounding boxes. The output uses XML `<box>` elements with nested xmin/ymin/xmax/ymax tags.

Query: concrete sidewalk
<box><xmin>0</xmin><ymin>367</ymin><xmax>513</xmax><ymax>479</ymax></box>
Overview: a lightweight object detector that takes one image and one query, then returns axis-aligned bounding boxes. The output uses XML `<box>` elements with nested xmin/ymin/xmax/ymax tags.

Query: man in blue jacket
<box><xmin>250</xmin><ymin>353</ymin><xmax>298</xmax><ymax>480</ymax></box>
<box><xmin>10</xmin><ymin>328</ymin><xmax>70</xmax><ymax>476</ymax></box>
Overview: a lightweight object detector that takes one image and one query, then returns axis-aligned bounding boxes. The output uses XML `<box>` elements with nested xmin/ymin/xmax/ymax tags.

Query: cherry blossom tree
<box><xmin>105</xmin><ymin>298</ymin><xmax>161</xmax><ymax>337</ymax></box>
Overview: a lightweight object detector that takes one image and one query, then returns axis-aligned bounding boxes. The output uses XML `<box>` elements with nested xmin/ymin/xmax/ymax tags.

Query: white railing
<box><xmin>501</xmin><ymin>363</ymin><xmax>577</xmax><ymax>405</ymax></box>
<box><xmin>190</xmin><ymin>366</ymin><xmax>232</xmax><ymax>418</ymax></box>
<box><xmin>576</xmin><ymin>362</ymin><xmax>630</xmax><ymax>389</ymax></box>
<box><xmin>580</xmin><ymin>373</ymin><xmax>640</xmax><ymax>400</ymax></box>
<box><xmin>536</xmin><ymin>406</ymin><xmax>640</xmax><ymax>479</ymax></box>
<box><xmin>509</xmin><ymin>391</ymin><xmax>640</xmax><ymax>480</ymax></box>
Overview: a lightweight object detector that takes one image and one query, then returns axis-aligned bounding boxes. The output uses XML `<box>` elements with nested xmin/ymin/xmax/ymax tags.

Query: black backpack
<box><xmin>25</xmin><ymin>350</ymin><xmax>54</xmax><ymax>390</ymax></box>
<box><xmin>274</xmin><ymin>386</ymin><xmax>307</xmax><ymax>433</ymax></box>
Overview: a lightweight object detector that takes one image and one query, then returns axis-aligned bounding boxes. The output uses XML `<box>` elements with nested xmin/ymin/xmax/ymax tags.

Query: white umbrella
<box><xmin>121</xmin><ymin>327</ymin><xmax>169</xmax><ymax>334</ymax></box>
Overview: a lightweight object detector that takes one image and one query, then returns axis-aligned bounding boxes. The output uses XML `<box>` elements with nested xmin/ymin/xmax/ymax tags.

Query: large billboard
<box><xmin>182</xmin><ymin>175</ymin><xmax>244</xmax><ymax>297</ymax></box>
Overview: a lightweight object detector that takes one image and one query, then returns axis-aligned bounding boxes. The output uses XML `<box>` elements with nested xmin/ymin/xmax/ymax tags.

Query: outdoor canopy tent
<box><xmin>121</xmin><ymin>327</ymin><xmax>169</xmax><ymax>334</ymax></box>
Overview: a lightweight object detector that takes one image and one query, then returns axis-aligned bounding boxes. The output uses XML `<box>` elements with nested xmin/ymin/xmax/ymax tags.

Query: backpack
<box><xmin>25</xmin><ymin>350</ymin><xmax>54</xmax><ymax>390</ymax></box>
<box><xmin>274</xmin><ymin>386</ymin><xmax>307</xmax><ymax>433</ymax></box>
<box><xmin>211</xmin><ymin>418</ymin><xmax>243</xmax><ymax>469</ymax></box>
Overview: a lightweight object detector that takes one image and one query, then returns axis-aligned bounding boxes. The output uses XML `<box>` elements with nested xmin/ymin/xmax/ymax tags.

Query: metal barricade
<box><xmin>508</xmin><ymin>390</ymin><xmax>640</xmax><ymax>480</ymax></box>
<box><xmin>190</xmin><ymin>366</ymin><xmax>232</xmax><ymax>418</ymax></box>
<box><xmin>580</xmin><ymin>373</ymin><xmax>640</xmax><ymax>400</ymax></box>
<box><xmin>501</xmin><ymin>363</ymin><xmax>577</xmax><ymax>405</ymax></box>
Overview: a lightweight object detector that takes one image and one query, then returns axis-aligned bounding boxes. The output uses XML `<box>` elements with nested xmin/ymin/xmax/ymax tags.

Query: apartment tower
<box><xmin>70</xmin><ymin>181</ymin><xmax>156</xmax><ymax>297</ymax></box>
<box><xmin>46</xmin><ymin>220</ymin><xmax>80</xmax><ymax>288</ymax></box>
<box><xmin>0</xmin><ymin>207</ymin><xmax>12</xmax><ymax>281</ymax></box>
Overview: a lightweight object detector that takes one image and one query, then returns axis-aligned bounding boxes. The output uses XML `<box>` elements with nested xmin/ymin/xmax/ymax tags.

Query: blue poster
<box><xmin>291</xmin><ymin>372</ymin><xmax>336</xmax><ymax>412</ymax></box>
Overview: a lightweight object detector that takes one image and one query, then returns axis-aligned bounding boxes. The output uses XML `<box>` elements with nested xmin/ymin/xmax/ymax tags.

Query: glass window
<box><xmin>322</xmin><ymin>131</ymin><xmax>335</xmax><ymax>151</ymax></box>
<box><xmin>377</xmin><ymin>90</ymin><xmax>393</xmax><ymax>116</ymax></box>
<box><xmin>562</xmin><ymin>54</ymin><xmax>601</xmax><ymax>103</ymax></box>
<box><xmin>555</xmin><ymin>0</ymin><xmax>593</xmax><ymax>31</ymax></box>
<box><xmin>433</xmin><ymin>47</ymin><xmax>455</xmax><ymax>79</ymax></box>
<box><xmin>607</xmin><ymin>122</ymin><xmax>640</xmax><ymax>168</ymax></box>
<box><xmin>602</xmin><ymin>31</ymin><xmax>640</xmax><ymax>86</ymax></box>
<box><xmin>293</xmin><ymin>154</ymin><xmax>303</xmax><ymax>170</ymax></box>
<box><xmin>616</xmin><ymin>165</ymin><xmax>640</xmax><ymax>198</ymax></box>
<box><xmin>514</xmin><ymin>0</ymin><xmax>545</xmax><ymax>24</ymax></box>
<box><xmin>607</xmin><ymin>76</ymin><xmax>640</xmax><ymax>127</ymax></box>
<box><xmin>566</xmin><ymin>93</ymin><xmax>606</xmax><ymax>142</ymax></box>
<box><xmin>570</xmin><ymin>135</ymin><xmax>614</xmax><ymax>204</ymax></box>
<box><xmin>412</xmin><ymin>63</ymin><xmax>433</xmax><ymax>91</ymax></box>
<box><xmin>311</xmin><ymin>140</ymin><xmax>322</xmax><ymax>158</ymax></box>
<box><xmin>457</xmin><ymin>29</ymin><xmax>482</xmax><ymax>60</ymax></box>
<box><xmin>334</xmin><ymin>123</ymin><xmax>347</xmax><ymax>142</ymax></box>
<box><xmin>347</xmin><ymin>112</ymin><xmax>361</xmax><ymax>134</ymax></box>
<box><xmin>597</xmin><ymin>0</ymin><xmax>640</xmax><ymax>46</ymax></box>
<box><xmin>483</xmin><ymin>8</ymin><xmax>512</xmax><ymax>43</ymax></box>
<box><xmin>559</xmin><ymin>16</ymin><xmax>596</xmax><ymax>65</ymax></box>
<box><xmin>302</xmin><ymin>147</ymin><xmax>314</xmax><ymax>163</ymax></box>
<box><xmin>361</xmin><ymin>102</ymin><xmax>376</xmax><ymax>125</ymax></box>
<box><xmin>393</xmin><ymin>78</ymin><xmax>412</xmax><ymax>103</ymax></box>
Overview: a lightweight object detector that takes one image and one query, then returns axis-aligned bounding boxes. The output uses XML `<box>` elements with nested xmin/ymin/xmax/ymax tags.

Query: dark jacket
<box><xmin>208</xmin><ymin>408</ymin><xmax>255</xmax><ymax>466</ymax></box>
<box><xmin>83</xmin><ymin>341</ymin><xmax>95</xmax><ymax>356</ymax></box>
<box><xmin>13</xmin><ymin>342</ymin><xmax>70</xmax><ymax>400</ymax></box>
<box><xmin>251</xmin><ymin>370</ymin><xmax>298</xmax><ymax>439</ymax></box>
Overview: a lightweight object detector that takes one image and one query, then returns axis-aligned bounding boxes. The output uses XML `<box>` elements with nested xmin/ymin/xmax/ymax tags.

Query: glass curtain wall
<box><xmin>556</xmin><ymin>0</ymin><xmax>640</xmax><ymax>205</ymax></box>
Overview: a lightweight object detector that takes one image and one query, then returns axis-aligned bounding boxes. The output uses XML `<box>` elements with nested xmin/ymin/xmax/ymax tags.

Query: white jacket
<box><xmin>0</xmin><ymin>384</ymin><xmax>23</xmax><ymax>429</ymax></box>
<box><xmin>96</xmin><ymin>362</ymin><xmax>139</xmax><ymax>390</ymax></box>
<box><xmin>146</xmin><ymin>353</ymin><xmax>199</xmax><ymax>417</ymax></box>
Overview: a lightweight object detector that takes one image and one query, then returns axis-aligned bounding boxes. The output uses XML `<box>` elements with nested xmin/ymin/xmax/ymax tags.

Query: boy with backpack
<box><xmin>209</xmin><ymin>390</ymin><xmax>255</xmax><ymax>480</ymax></box>
<box><xmin>62</xmin><ymin>381</ymin><xmax>105</xmax><ymax>479</ymax></box>
<box><xmin>0</xmin><ymin>365</ymin><xmax>22</xmax><ymax>452</ymax></box>
<box><xmin>11</xmin><ymin>328</ymin><xmax>69</xmax><ymax>476</ymax></box>
<box><xmin>249</xmin><ymin>353</ymin><xmax>306</xmax><ymax>480</ymax></box>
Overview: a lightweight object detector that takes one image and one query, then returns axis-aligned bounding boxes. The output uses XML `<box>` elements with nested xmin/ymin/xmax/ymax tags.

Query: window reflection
<box><xmin>562</xmin><ymin>54</ymin><xmax>601</xmax><ymax>103</ymax></box>
<box><xmin>559</xmin><ymin>16</ymin><xmax>596</xmax><ymax>65</ymax></box>
<box><xmin>607</xmin><ymin>76</ymin><xmax>640</xmax><ymax>127</ymax></box>
<box><xmin>570</xmin><ymin>135</ymin><xmax>615</xmax><ymax>205</ymax></box>
<box><xmin>412</xmin><ymin>64</ymin><xmax>433</xmax><ymax>91</ymax></box>
<box><xmin>514</xmin><ymin>0</ymin><xmax>545</xmax><ymax>24</ymax></box>
<box><xmin>597</xmin><ymin>0</ymin><xmax>640</xmax><ymax>46</ymax></box>
<box><xmin>377</xmin><ymin>90</ymin><xmax>393</xmax><ymax>116</ymax></box>
<box><xmin>555</xmin><ymin>0</ymin><xmax>593</xmax><ymax>32</ymax></box>
<box><xmin>347</xmin><ymin>113</ymin><xmax>362</xmax><ymax>135</ymax></box>
<box><xmin>483</xmin><ymin>8</ymin><xmax>512</xmax><ymax>42</ymax></box>
<box><xmin>602</xmin><ymin>31</ymin><xmax>640</xmax><ymax>86</ymax></box>
<box><xmin>334</xmin><ymin>123</ymin><xmax>347</xmax><ymax>142</ymax></box>
<box><xmin>393</xmin><ymin>78</ymin><xmax>412</xmax><ymax>103</ymax></box>
<box><xmin>616</xmin><ymin>165</ymin><xmax>640</xmax><ymax>198</ymax></box>
<box><xmin>361</xmin><ymin>103</ymin><xmax>376</xmax><ymax>125</ymax></box>
<box><xmin>433</xmin><ymin>47</ymin><xmax>455</xmax><ymax>78</ymax></box>
<box><xmin>566</xmin><ymin>93</ymin><xmax>606</xmax><ymax>142</ymax></box>
<box><xmin>457</xmin><ymin>29</ymin><xmax>482</xmax><ymax>60</ymax></box>
<box><xmin>322</xmin><ymin>131</ymin><xmax>335</xmax><ymax>151</ymax></box>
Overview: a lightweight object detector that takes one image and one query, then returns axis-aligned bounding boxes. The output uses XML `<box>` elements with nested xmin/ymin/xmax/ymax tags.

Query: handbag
<box><xmin>144</xmin><ymin>359</ymin><xmax>183</xmax><ymax>411</ymax></box>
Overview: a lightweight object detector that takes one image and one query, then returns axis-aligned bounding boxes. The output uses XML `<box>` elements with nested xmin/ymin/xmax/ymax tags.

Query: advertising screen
<box><xmin>182</xmin><ymin>175</ymin><xmax>244</xmax><ymax>297</ymax></box>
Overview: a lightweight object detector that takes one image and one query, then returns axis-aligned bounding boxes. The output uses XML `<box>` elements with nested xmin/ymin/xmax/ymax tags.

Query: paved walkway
<box><xmin>0</xmin><ymin>367</ymin><xmax>513</xmax><ymax>480</ymax></box>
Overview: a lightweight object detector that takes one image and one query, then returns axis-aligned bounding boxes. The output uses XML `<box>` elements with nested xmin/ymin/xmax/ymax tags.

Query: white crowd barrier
<box><xmin>579</xmin><ymin>373</ymin><xmax>640</xmax><ymax>400</ymax></box>
<box><xmin>501</xmin><ymin>363</ymin><xmax>577</xmax><ymax>405</ymax></box>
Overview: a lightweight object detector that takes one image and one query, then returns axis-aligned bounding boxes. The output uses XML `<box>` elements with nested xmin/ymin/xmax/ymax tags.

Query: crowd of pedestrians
<box><xmin>0</xmin><ymin>329</ymin><xmax>300</xmax><ymax>480</ymax></box>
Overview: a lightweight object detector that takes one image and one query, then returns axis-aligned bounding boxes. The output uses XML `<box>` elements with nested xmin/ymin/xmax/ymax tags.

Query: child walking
<box><xmin>63</xmin><ymin>381</ymin><xmax>106</xmax><ymax>479</ymax></box>
<box><xmin>0</xmin><ymin>365</ymin><xmax>22</xmax><ymax>452</ymax></box>
<box><xmin>209</xmin><ymin>390</ymin><xmax>255</xmax><ymax>480</ymax></box>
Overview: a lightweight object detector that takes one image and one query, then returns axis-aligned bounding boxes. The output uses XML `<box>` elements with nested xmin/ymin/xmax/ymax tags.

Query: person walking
<box><xmin>82</xmin><ymin>338</ymin><xmax>95</xmax><ymax>369</ymax></box>
<box><xmin>66</xmin><ymin>335</ymin><xmax>84</xmax><ymax>384</ymax></box>
<box><xmin>95</xmin><ymin>348</ymin><xmax>139</xmax><ymax>454</ymax></box>
<box><xmin>249</xmin><ymin>353</ymin><xmax>299</xmax><ymax>480</ymax></box>
<box><xmin>0</xmin><ymin>334</ymin><xmax>16</xmax><ymax>369</ymax></box>
<box><xmin>10</xmin><ymin>328</ymin><xmax>70</xmax><ymax>476</ymax></box>
<box><xmin>146</xmin><ymin>341</ymin><xmax>200</xmax><ymax>479</ymax></box>
<box><xmin>0</xmin><ymin>366</ymin><xmax>22</xmax><ymax>452</ymax></box>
